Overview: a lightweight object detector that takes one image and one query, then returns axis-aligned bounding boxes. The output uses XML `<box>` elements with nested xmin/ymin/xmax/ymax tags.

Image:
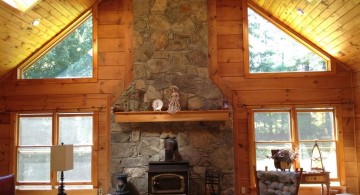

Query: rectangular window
<box><xmin>17</xmin><ymin>112</ymin><xmax>94</xmax><ymax>186</ymax></box>
<box><xmin>253</xmin><ymin>107</ymin><xmax>338</xmax><ymax>179</ymax></box>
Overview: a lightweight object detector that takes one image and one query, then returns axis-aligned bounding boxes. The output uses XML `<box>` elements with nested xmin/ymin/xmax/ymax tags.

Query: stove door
<box><xmin>151</xmin><ymin>173</ymin><xmax>185</xmax><ymax>194</ymax></box>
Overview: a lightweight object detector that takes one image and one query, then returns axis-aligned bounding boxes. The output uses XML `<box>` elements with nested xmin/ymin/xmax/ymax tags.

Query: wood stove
<box><xmin>148</xmin><ymin>161</ymin><xmax>189</xmax><ymax>195</ymax></box>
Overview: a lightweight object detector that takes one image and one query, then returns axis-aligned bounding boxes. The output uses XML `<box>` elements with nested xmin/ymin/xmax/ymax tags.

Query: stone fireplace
<box><xmin>110</xmin><ymin>0</ymin><xmax>234</xmax><ymax>194</ymax></box>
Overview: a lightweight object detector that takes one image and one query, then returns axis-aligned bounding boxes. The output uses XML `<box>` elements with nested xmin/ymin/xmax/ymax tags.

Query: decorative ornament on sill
<box><xmin>311</xmin><ymin>141</ymin><xmax>324</xmax><ymax>172</ymax></box>
<box><xmin>167</xmin><ymin>85</ymin><xmax>181</xmax><ymax>114</ymax></box>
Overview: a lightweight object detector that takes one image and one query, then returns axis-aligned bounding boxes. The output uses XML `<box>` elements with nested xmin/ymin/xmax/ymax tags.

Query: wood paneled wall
<box><xmin>208</xmin><ymin>0</ymin><xmax>356</xmax><ymax>194</ymax></box>
<box><xmin>0</xmin><ymin>0</ymin><xmax>133</xmax><ymax>193</ymax></box>
<box><xmin>0</xmin><ymin>0</ymin><xmax>357</xmax><ymax>194</ymax></box>
<box><xmin>351</xmin><ymin>71</ymin><xmax>360</xmax><ymax>194</ymax></box>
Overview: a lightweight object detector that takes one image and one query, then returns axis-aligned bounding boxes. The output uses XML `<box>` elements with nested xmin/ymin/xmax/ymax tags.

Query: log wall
<box><xmin>0</xmin><ymin>0</ymin><xmax>133</xmax><ymax>194</ymax></box>
<box><xmin>0</xmin><ymin>0</ymin><xmax>357</xmax><ymax>194</ymax></box>
<box><xmin>208</xmin><ymin>0</ymin><xmax>357</xmax><ymax>194</ymax></box>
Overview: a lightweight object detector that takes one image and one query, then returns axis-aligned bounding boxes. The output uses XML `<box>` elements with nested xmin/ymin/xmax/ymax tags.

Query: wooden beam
<box><xmin>114</xmin><ymin>110</ymin><xmax>230</xmax><ymax>123</ymax></box>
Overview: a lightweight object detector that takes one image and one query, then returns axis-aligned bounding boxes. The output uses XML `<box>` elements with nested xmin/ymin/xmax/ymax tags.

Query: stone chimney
<box><xmin>110</xmin><ymin>1</ymin><xmax>234</xmax><ymax>194</ymax></box>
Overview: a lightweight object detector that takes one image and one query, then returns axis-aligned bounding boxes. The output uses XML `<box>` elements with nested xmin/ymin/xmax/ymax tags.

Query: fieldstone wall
<box><xmin>110</xmin><ymin>0</ymin><xmax>235</xmax><ymax>194</ymax></box>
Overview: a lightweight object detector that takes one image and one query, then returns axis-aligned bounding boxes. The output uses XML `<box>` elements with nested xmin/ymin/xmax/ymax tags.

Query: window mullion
<box><xmin>291</xmin><ymin>107</ymin><xmax>300</xmax><ymax>169</ymax></box>
<box><xmin>51</xmin><ymin>112</ymin><xmax>58</xmax><ymax>187</ymax></box>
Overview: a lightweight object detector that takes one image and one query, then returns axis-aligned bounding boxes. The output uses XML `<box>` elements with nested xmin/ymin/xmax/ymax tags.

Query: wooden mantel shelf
<box><xmin>114</xmin><ymin>110</ymin><xmax>230</xmax><ymax>123</ymax></box>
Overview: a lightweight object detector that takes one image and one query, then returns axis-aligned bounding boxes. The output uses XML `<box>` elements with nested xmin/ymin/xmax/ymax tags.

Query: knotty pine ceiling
<box><xmin>250</xmin><ymin>0</ymin><xmax>360</xmax><ymax>72</ymax></box>
<box><xmin>0</xmin><ymin>0</ymin><xmax>359</xmax><ymax>80</ymax></box>
<box><xmin>0</xmin><ymin>0</ymin><xmax>97</xmax><ymax>80</ymax></box>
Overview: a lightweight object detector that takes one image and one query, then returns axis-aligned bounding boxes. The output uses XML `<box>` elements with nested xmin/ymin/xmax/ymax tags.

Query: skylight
<box><xmin>2</xmin><ymin>0</ymin><xmax>40</xmax><ymax>12</ymax></box>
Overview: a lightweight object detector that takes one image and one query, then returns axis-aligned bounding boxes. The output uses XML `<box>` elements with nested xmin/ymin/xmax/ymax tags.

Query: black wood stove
<box><xmin>148</xmin><ymin>161</ymin><xmax>189</xmax><ymax>195</ymax></box>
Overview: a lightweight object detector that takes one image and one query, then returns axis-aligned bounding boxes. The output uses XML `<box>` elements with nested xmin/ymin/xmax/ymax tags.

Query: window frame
<box><xmin>16</xmin><ymin>9</ymin><xmax>97</xmax><ymax>83</ymax></box>
<box><xmin>250</xmin><ymin>106</ymin><xmax>340</xmax><ymax>181</ymax></box>
<box><xmin>14</xmin><ymin>112</ymin><xmax>97</xmax><ymax>188</ymax></box>
<box><xmin>243</xmin><ymin>1</ymin><xmax>335</xmax><ymax>78</ymax></box>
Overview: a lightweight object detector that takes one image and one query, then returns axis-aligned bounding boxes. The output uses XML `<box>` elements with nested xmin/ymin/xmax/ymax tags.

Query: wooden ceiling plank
<box><xmin>52</xmin><ymin>1</ymin><xmax>83</xmax><ymax>19</ymax></box>
<box><xmin>0</xmin><ymin>26</ymin><xmax>42</xmax><ymax>47</ymax></box>
<box><xmin>267</xmin><ymin>0</ymin><xmax>282</xmax><ymax>15</ymax></box>
<box><xmin>278</xmin><ymin>0</ymin><xmax>301</xmax><ymax>22</ymax></box>
<box><xmin>31</xmin><ymin>4</ymin><xmax>69</xmax><ymax>31</ymax></box>
<box><xmin>0</xmin><ymin>36</ymin><xmax>36</xmax><ymax>55</ymax></box>
<box><xmin>307</xmin><ymin>0</ymin><xmax>354</xmax><ymax>37</ymax></box>
<box><xmin>282</xmin><ymin>1</ymin><xmax>308</xmax><ymax>25</ymax></box>
<box><xmin>46</xmin><ymin>0</ymin><xmax>80</xmax><ymax>18</ymax></box>
<box><xmin>294</xmin><ymin>0</ymin><xmax>337</xmax><ymax>32</ymax></box>
<box><xmin>40</xmin><ymin>1</ymin><xmax>71</xmax><ymax>26</ymax></box>
<box><xmin>299</xmin><ymin>0</ymin><xmax>345</xmax><ymax>35</ymax></box>
<box><xmin>69</xmin><ymin>0</ymin><xmax>88</xmax><ymax>13</ymax></box>
<box><xmin>273</xmin><ymin>0</ymin><xmax>291</xmax><ymax>18</ymax></box>
<box><xmin>261</xmin><ymin>0</ymin><xmax>275</xmax><ymax>11</ymax></box>
<box><xmin>0</xmin><ymin>4</ymin><xmax>61</xmax><ymax>38</ymax></box>
<box><xmin>325</xmin><ymin>20</ymin><xmax>360</xmax><ymax>51</ymax></box>
<box><xmin>0</xmin><ymin>10</ymin><xmax>54</xmax><ymax>43</ymax></box>
<box><xmin>315</xmin><ymin>3</ymin><xmax>360</xmax><ymax>43</ymax></box>
<box><xmin>79</xmin><ymin>0</ymin><xmax>97</xmax><ymax>8</ymax></box>
<box><xmin>0</xmin><ymin>46</ymin><xmax>28</xmax><ymax>60</ymax></box>
<box><xmin>331</xmin><ymin>35</ymin><xmax>360</xmax><ymax>57</ymax></box>
<box><xmin>0</xmin><ymin>16</ymin><xmax>49</xmax><ymax>44</ymax></box>
<box><xmin>292</xmin><ymin>0</ymin><xmax>332</xmax><ymax>31</ymax></box>
<box><xmin>22</xmin><ymin>10</ymin><xmax>63</xmax><ymax>35</ymax></box>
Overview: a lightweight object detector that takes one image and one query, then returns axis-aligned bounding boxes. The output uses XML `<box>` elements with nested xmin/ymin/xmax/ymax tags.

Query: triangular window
<box><xmin>247</xmin><ymin>7</ymin><xmax>330</xmax><ymax>74</ymax></box>
<box><xmin>20</xmin><ymin>14</ymin><xmax>93</xmax><ymax>79</ymax></box>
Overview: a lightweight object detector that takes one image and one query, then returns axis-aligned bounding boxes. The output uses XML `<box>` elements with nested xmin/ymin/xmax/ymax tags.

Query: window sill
<box><xmin>16</xmin><ymin>185</ymin><xmax>94</xmax><ymax>190</ymax></box>
<box><xmin>16</xmin><ymin>186</ymin><xmax>98</xmax><ymax>195</ymax></box>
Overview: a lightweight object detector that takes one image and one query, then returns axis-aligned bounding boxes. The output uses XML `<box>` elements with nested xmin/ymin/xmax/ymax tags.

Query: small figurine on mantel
<box><xmin>167</xmin><ymin>85</ymin><xmax>181</xmax><ymax>114</ymax></box>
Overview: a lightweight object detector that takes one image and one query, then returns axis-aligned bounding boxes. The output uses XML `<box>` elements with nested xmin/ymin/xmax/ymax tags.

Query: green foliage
<box><xmin>248</xmin><ymin>8</ymin><xmax>327</xmax><ymax>73</ymax></box>
<box><xmin>23</xmin><ymin>16</ymin><xmax>93</xmax><ymax>79</ymax></box>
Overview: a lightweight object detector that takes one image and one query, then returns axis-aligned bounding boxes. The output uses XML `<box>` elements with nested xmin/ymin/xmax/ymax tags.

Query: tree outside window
<box><xmin>248</xmin><ymin>8</ymin><xmax>328</xmax><ymax>73</ymax></box>
<box><xmin>17</xmin><ymin>113</ymin><xmax>94</xmax><ymax>185</ymax></box>
<box><xmin>21</xmin><ymin>15</ymin><xmax>93</xmax><ymax>79</ymax></box>
<box><xmin>253</xmin><ymin>108</ymin><xmax>338</xmax><ymax>178</ymax></box>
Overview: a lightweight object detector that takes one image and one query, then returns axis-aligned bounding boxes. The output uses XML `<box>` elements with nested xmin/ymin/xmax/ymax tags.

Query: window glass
<box><xmin>62</xmin><ymin>146</ymin><xmax>92</xmax><ymax>182</ymax></box>
<box><xmin>17</xmin><ymin>147</ymin><xmax>50</xmax><ymax>182</ymax></box>
<box><xmin>253</xmin><ymin>108</ymin><xmax>338</xmax><ymax>178</ymax></box>
<box><xmin>255</xmin><ymin>143</ymin><xmax>292</xmax><ymax>171</ymax></box>
<box><xmin>248</xmin><ymin>8</ymin><xmax>328</xmax><ymax>73</ymax></box>
<box><xmin>59</xmin><ymin>115</ymin><xmax>93</xmax><ymax>145</ymax></box>
<box><xmin>59</xmin><ymin>114</ymin><xmax>93</xmax><ymax>182</ymax></box>
<box><xmin>297</xmin><ymin>111</ymin><xmax>335</xmax><ymax>140</ymax></box>
<box><xmin>254</xmin><ymin>112</ymin><xmax>290</xmax><ymax>141</ymax></box>
<box><xmin>22</xmin><ymin>16</ymin><xmax>93</xmax><ymax>79</ymax></box>
<box><xmin>297</xmin><ymin>110</ymin><xmax>337</xmax><ymax>178</ymax></box>
<box><xmin>17</xmin><ymin>113</ymin><xmax>94</xmax><ymax>185</ymax></box>
<box><xmin>19</xmin><ymin>116</ymin><xmax>52</xmax><ymax>146</ymax></box>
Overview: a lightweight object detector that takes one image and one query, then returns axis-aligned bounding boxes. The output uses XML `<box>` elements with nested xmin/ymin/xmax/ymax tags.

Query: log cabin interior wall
<box><xmin>0</xmin><ymin>0</ymin><xmax>358</xmax><ymax>194</ymax></box>
<box><xmin>0</xmin><ymin>0</ymin><xmax>133</xmax><ymax>193</ymax></box>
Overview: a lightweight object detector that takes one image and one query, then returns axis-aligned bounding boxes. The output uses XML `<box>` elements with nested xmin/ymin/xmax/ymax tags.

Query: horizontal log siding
<box><xmin>352</xmin><ymin>71</ymin><xmax>360</xmax><ymax>194</ymax></box>
<box><xmin>0</xmin><ymin>0</ymin><xmax>356</xmax><ymax>194</ymax></box>
<box><xmin>0</xmin><ymin>0</ymin><xmax>132</xmax><ymax>193</ymax></box>
<box><xmin>209</xmin><ymin>0</ymin><xmax>355</xmax><ymax>194</ymax></box>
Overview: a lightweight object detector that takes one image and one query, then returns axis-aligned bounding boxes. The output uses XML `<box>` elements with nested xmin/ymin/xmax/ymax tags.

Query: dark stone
<box><xmin>111</xmin><ymin>132</ymin><xmax>130</xmax><ymax>143</ymax></box>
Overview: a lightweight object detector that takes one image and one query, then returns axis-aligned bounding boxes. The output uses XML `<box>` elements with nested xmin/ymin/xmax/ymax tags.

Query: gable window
<box><xmin>252</xmin><ymin>107</ymin><xmax>338</xmax><ymax>179</ymax></box>
<box><xmin>20</xmin><ymin>13</ymin><xmax>93</xmax><ymax>79</ymax></box>
<box><xmin>16</xmin><ymin>112</ymin><xmax>95</xmax><ymax>187</ymax></box>
<box><xmin>246</xmin><ymin>4</ymin><xmax>331</xmax><ymax>75</ymax></box>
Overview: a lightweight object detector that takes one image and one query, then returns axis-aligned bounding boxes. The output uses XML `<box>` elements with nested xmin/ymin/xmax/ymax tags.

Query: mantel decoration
<box><xmin>270</xmin><ymin>148</ymin><xmax>298</xmax><ymax>171</ymax></box>
<box><xmin>152</xmin><ymin>99</ymin><xmax>163</xmax><ymax>111</ymax></box>
<box><xmin>167</xmin><ymin>85</ymin><xmax>181</xmax><ymax>114</ymax></box>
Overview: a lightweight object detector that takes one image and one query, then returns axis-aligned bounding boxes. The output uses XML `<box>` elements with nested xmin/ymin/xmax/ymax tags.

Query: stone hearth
<box><xmin>110</xmin><ymin>0</ymin><xmax>234</xmax><ymax>194</ymax></box>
